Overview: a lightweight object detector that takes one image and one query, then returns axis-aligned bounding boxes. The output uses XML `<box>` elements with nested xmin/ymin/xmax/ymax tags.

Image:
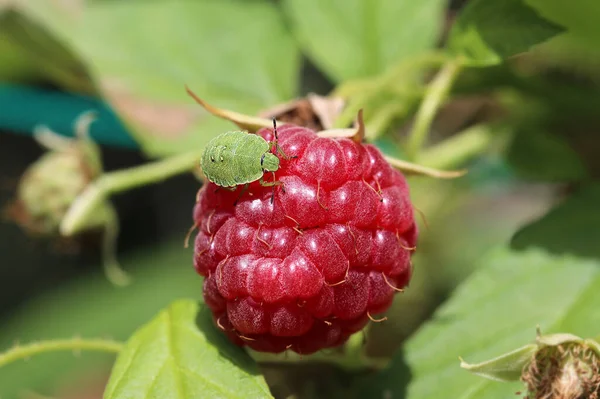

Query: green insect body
<box><xmin>201</xmin><ymin>130</ymin><xmax>281</xmax><ymax>188</ymax></box>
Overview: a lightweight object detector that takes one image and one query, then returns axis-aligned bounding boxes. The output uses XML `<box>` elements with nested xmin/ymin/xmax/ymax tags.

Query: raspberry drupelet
<box><xmin>193</xmin><ymin>125</ymin><xmax>417</xmax><ymax>354</ymax></box>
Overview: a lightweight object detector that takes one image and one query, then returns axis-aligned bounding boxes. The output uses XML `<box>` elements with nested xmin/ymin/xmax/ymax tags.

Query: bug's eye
<box><xmin>220</xmin><ymin>156</ymin><xmax>224</xmax><ymax>162</ymax></box>
<box><xmin>211</xmin><ymin>156</ymin><xmax>215</xmax><ymax>162</ymax></box>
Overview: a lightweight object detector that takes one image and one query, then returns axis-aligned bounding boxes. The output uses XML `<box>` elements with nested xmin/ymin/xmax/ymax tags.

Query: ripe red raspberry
<box><xmin>193</xmin><ymin>125</ymin><xmax>417</xmax><ymax>354</ymax></box>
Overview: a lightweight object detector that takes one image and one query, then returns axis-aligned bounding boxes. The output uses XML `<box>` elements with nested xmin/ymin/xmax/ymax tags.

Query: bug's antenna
<box><xmin>272</xmin><ymin>117</ymin><xmax>278</xmax><ymax>142</ymax></box>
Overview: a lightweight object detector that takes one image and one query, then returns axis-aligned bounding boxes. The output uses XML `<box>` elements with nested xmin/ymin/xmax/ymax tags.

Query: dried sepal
<box><xmin>318</xmin><ymin>109</ymin><xmax>364</xmax><ymax>143</ymax></box>
<box><xmin>185</xmin><ymin>86</ymin><xmax>278</xmax><ymax>133</ymax></box>
<box><xmin>318</xmin><ymin>110</ymin><xmax>464</xmax><ymax>178</ymax></box>
<box><xmin>260</xmin><ymin>94</ymin><xmax>345</xmax><ymax>131</ymax></box>
<box><xmin>383</xmin><ymin>155</ymin><xmax>467</xmax><ymax>179</ymax></box>
<box><xmin>460</xmin><ymin>344</ymin><xmax>538</xmax><ymax>382</ymax></box>
<box><xmin>33</xmin><ymin>125</ymin><xmax>75</xmax><ymax>152</ymax></box>
<box><xmin>307</xmin><ymin>94</ymin><xmax>345</xmax><ymax>130</ymax></box>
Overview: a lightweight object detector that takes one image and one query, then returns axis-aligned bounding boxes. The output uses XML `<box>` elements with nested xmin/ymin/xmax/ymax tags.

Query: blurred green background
<box><xmin>1</xmin><ymin>0</ymin><xmax>600</xmax><ymax>398</ymax></box>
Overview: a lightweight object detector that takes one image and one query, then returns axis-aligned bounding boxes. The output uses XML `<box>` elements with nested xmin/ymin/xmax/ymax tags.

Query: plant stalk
<box><xmin>406</xmin><ymin>59</ymin><xmax>463</xmax><ymax>161</ymax></box>
<box><xmin>61</xmin><ymin>150</ymin><xmax>203</xmax><ymax>236</ymax></box>
<box><xmin>0</xmin><ymin>338</ymin><xmax>123</xmax><ymax>368</ymax></box>
<box><xmin>418</xmin><ymin>124</ymin><xmax>501</xmax><ymax>170</ymax></box>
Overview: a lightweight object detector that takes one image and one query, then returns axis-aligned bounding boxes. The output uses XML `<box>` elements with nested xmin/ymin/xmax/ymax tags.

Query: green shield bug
<box><xmin>201</xmin><ymin>120</ymin><xmax>293</xmax><ymax>202</ymax></box>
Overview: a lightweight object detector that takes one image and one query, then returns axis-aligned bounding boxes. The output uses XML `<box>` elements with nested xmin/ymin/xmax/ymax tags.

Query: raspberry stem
<box><xmin>61</xmin><ymin>149</ymin><xmax>203</xmax><ymax>236</ymax></box>
<box><xmin>332</xmin><ymin>52</ymin><xmax>447</xmax><ymax>135</ymax></box>
<box><xmin>418</xmin><ymin>124</ymin><xmax>501</xmax><ymax>170</ymax></box>
<box><xmin>406</xmin><ymin>59</ymin><xmax>463</xmax><ymax>161</ymax></box>
<box><xmin>249</xmin><ymin>332</ymin><xmax>388</xmax><ymax>371</ymax></box>
<box><xmin>0</xmin><ymin>338</ymin><xmax>123</xmax><ymax>368</ymax></box>
<box><xmin>382</xmin><ymin>155</ymin><xmax>466</xmax><ymax>178</ymax></box>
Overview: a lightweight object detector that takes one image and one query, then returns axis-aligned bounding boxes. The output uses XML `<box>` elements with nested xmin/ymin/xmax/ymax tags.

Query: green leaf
<box><xmin>2</xmin><ymin>1</ymin><xmax>300</xmax><ymax>157</ymax></box>
<box><xmin>524</xmin><ymin>0</ymin><xmax>600</xmax><ymax>45</ymax></box>
<box><xmin>447</xmin><ymin>0</ymin><xmax>564</xmax><ymax>66</ymax></box>
<box><xmin>283</xmin><ymin>0</ymin><xmax>445</xmax><ymax>82</ymax></box>
<box><xmin>512</xmin><ymin>184</ymin><xmax>600</xmax><ymax>260</ymax></box>
<box><xmin>0</xmin><ymin>7</ymin><xmax>94</xmax><ymax>92</ymax></box>
<box><xmin>0</xmin><ymin>239</ymin><xmax>202</xmax><ymax>398</ymax></box>
<box><xmin>104</xmin><ymin>300</ymin><xmax>273</xmax><ymax>399</ymax></box>
<box><xmin>506</xmin><ymin>130</ymin><xmax>587</xmax><ymax>181</ymax></box>
<box><xmin>74</xmin><ymin>0</ymin><xmax>299</xmax><ymax>157</ymax></box>
<box><xmin>353</xmin><ymin>248</ymin><xmax>600</xmax><ymax>398</ymax></box>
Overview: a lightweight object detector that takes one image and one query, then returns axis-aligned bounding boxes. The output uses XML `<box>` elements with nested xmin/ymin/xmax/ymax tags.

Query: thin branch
<box><xmin>384</xmin><ymin>155</ymin><xmax>467</xmax><ymax>179</ymax></box>
<box><xmin>406</xmin><ymin>59</ymin><xmax>463</xmax><ymax>160</ymax></box>
<box><xmin>0</xmin><ymin>338</ymin><xmax>123</xmax><ymax>368</ymax></box>
<box><xmin>61</xmin><ymin>150</ymin><xmax>203</xmax><ymax>236</ymax></box>
<box><xmin>418</xmin><ymin>124</ymin><xmax>501</xmax><ymax>170</ymax></box>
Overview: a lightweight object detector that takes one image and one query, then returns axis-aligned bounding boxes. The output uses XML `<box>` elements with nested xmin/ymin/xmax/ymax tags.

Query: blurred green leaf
<box><xmin>0</xmin><ymin>7</ymin><xmax>94</xmax><ymax>92</ymax></box>
<box><xmin>506</xmin><ymin>130</ymin><xmax>587</xmax><ymax>181</ymax></box>
<box><xmin>0</xmin><ymin>31</ymin><xmax>36</xmax><ymax>82</ymax></box>
<box><xmin>530</xmin><ymin>32</ymin><xmax>600</xmax><ymax>80</ymax></box>
<box><xmin>447</xmin><ymin>0</ymin><xmax>564</xmax><ymax>66</ymax></box>
<box><xmin>0</xmin><ymin>239</ymin><xmax>202</xmax><ymax>398</ymax></box>
<box><xmin>104</xmin><ymin>300</ymin><xmax>273</xmax><ymax>399</ymax></box>
<box><xmin>512</xmin><ymin>184</ymin><xmax>600</xmax><ymax>260</ymax></box>
<box><xmin>74</xmin><ymin>0</ymin><xmax>299</xmax><ymax>156</ymax></box>
<box><xmin>353</xmin><ymin>248</ymin><xmax>600</xmax><ymax>398</ymax></box>
<box><xmin>2</xmin><ymin>1</ymin><xmax>300</xmax><ymax>156</ymax></box>
<box><xmin>283</xmin><ymin>0</ymin><xmax>445</xmax><ymax>82</ymax></box>
<box><xmin>524</xmin><ymin>0</ymin><xmax>600</xmax><ymax>45</ymax></box>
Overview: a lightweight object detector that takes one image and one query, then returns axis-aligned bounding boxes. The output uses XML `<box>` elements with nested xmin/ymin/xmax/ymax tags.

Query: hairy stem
<box><xmin>61</xmin><ymin>150</ymin><xmax>203</xmax><ymax>236</ymax></box>
<box><xmin>0</xmin><ymin>338</ymin><xmax>123</xmax><ymax>368</ymax></box>
<box><xmin>406</xmin><ymin>59</ymin><xmax>463</xmax><ymax>161</ymax></box>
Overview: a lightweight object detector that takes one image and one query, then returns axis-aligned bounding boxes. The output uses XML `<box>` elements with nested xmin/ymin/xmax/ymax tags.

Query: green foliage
<box><xmin>506</xmin><ymin>130</ymin><xmax>588</xmax><ymax>181</ymax></box>
<box><xmin>512</xmin><ymin>184</ymin><xmax>600</xmax><ymax>260</ymax></box>
<box><xmin>352</xmin><ymin>248</ymin><xmax>600</xmax><ymax>398</ymax></box>
<box><xmin>104</xmin><ymin>300</ymin><xmax>273</xmax><ymax>399</ymax></box>
<box><xmin>2</xmin><ymin>0</ymin><xmax>600</xmax><ymax>397</ymax></box>
<box><xmin>524</xmin><ymin>0</ymin><xmax>600</xmax><ymax>45</ymax></box>
<box><xmin>0</xmin><ymin>239</ymin><xmax>202</xmax><ymax>398</ymax></box>
<box><xmin>447</xmin><ymin>0</ymin><xmax>564</xmax><ymax>66</ymax></box>
<box><xmin>283</xmin><ymin>0</ymin><xmax>445</xmax><ymax>81</ymax></box>
<box><xmin>0</xmin><ymin>8</ymin><xmax>93</xmax><ymax>92</ymax></box>
<box><xmin>79</xmin><ymin>1</ymin><xmax>299</xmax><ymax>155</ymax></box>
<box><xmin>76</xmin><ymin>0</ymin><xmax>299</xmax><ymax>156</ymax></box>
<box><xmin>1</xmin><ymin>1</ymin><xmax>300</xmax><ymax>157</ymax></box>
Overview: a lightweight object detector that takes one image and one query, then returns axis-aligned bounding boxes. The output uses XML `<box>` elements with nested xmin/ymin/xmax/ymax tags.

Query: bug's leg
<box><xmin>274</xmin><ymin>142</ymin><xmax>297</xmax><ymax>161</ymax></box>
<box><xmin>214</xmin><ymin>186</ymin><xmax>237</xmax><ymax>194</ymax></box>
<box><xmin>259</xmin><ymin>176</ymin><xmax>284</xmax><ymax>187</ymax></box>
<box><xmin>271</xmin><ymin>118</ymin><xmax>297</xmax><ymax>161</ymax></box>
<box><xmin>259</xmin><ymin>173</ymin><xmax>284</xmax><ymax>204</ymax></box>
<box><xmin>233</xmin><ymin>184</ymin><xmax>249</xmax><ymax>206</ymax></box>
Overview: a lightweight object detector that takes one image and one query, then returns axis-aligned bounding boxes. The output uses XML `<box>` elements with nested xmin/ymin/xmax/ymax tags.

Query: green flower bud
<box><xmin>6</xmin><ymin>112</ymin><xmax>129</xmax><ymax>286</ymax></box>
<box><xmin>9</xmin><ymin>111</ymin><xmax>103</xmax><ymax>235</ymax></box>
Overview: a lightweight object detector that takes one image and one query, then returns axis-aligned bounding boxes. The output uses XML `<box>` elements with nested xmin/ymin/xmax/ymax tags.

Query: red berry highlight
<box><xmin>194</xmin><ymin>125</ymin><xmax>417</xmax><ymax>354</ymax></box>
